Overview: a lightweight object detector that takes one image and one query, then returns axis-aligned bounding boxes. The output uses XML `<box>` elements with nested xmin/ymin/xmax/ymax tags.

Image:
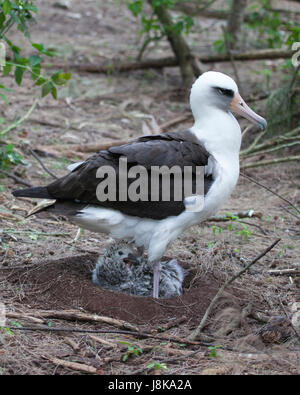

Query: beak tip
<box><xmin>258</xmin><ymin>118</ymin><xmax>267</xmax><ymax>131</ymax></box>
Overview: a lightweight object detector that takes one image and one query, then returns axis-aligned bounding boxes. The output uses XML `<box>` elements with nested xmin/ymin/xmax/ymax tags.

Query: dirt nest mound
<box><xmin>3</xmin><ymin>253</ymin><xmax>245</xmax><ymax>327</ymax></box>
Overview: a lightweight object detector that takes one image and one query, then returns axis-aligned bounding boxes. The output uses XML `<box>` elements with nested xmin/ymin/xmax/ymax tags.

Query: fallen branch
<box><xmin>243</xmin><ymin>141</ymin><xmax>300</xmax><ymax>158</ymax></box>
<box><xmin>241</xmin><ymin>125</ymin><xmax>300</xmax><ymax>157</ymax></box>
<box><xmin>6</xmin><ymin>311</ymin><xmax>45</xmax><ymax>324</ymax></box>
<box><xmin>42</xmin><ymin>356</ymin><xmax>98</xmax><ymax>374</ymax></box>
<box><xmin>241</xmin><ymin>155</ymin><xmax>300</xmax><ymax>169</ymax></box>
<box><xmin>1</xmin><ymin>230</ymin><xmax>70</xmax><ymax>237</ymax></box>
<box><xmin>158</xmin><ymin>315</ymin><xmax>187</xmax><ymax>332</ymax></box>
<box><xmin>6</xmin><ymin>325</ymin><xmax>203</xmax><ymax>346</ymax></box>
<box><xmin>26</xmin><ymin>309</ymin><xmax>140</xmax><ymax>332</ymax></box>
<box><xmin>188</xmin><ymin>238</ymin><xmax>281</xmax><ymax>340</ymax></box>
<box><xmin>268</xmin><ymin>269</ymin><xmax>300</xmax><ymax>276</ymax></box>
<box><xmin>0</xmin><ymin>169</ymin><xmax>33</xmax><ymax>187</ymax></box>
<box><xmin>63</xmin><ymin>337</ymin><xmax>80</xmax><ymax>352</ymax></box>
<box><xmin>176</xmin><ymin>3</ymin><xmax>300</xmax><ymax>23</ymax></box>
<box><xmin>207</xmin><ymin>209</ymin><xmax>260</xmax><ymax>222</ymax></box>
<box><xmin>89</xmin><ymin>335</ymin><xmax>118</xmax><ymax>349</ymax></box>
<box><xmin>45</xmin><ymin>49</ymin><xmax>293</xmax><ymax>74</ymax></box>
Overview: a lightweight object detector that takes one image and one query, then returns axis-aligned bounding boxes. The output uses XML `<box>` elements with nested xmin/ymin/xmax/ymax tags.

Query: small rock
<box><xmin>53</xmin><ymin>1</ymin><xmax>71</xmax><ymax>10</ymax></box>
<box><xmin>66</xmin><ymin>12</ymin><xmax>81</xmax><ymax>20</ymax></box>
<box><xmin>61</xmin><ymin>132</ymin><xmax>81</xmax><ymax>144</ymax></box>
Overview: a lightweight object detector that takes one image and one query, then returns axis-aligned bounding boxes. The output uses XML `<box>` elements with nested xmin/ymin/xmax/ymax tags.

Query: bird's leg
<box><xmin>153</xmin><ymin>260</ymin><xmax>161</xmax><ymax>299</ymax></box>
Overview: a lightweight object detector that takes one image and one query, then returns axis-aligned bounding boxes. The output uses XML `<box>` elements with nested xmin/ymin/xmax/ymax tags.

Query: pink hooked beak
<box><xmin>230</xmin><ymin>92</ymin><xmax>267</xmax><ymax>130</ymax></box>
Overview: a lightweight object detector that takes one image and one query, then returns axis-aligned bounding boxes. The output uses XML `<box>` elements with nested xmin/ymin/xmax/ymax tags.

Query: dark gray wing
<box><xmin>46</xmin><ymin>131</ymin><xmax>214</xmax><ymax>219</ymax></box>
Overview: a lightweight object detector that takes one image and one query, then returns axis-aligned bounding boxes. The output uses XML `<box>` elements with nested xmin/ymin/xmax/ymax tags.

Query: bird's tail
<box><xmin>12</xmin><ymin>186</ymin><xmax>52</xmax><ymax>199</ymax></box>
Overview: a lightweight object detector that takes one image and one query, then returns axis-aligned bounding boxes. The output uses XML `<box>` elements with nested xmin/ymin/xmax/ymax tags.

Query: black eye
<box><xmin>215</xmin><ymin>87</ymin><xmax>234</xmax><ymax>98</ymax></box>
<box><xmin>118</xmin><ymin>251</ymin><xmax>123</xmax><ymax>256</ymax></box>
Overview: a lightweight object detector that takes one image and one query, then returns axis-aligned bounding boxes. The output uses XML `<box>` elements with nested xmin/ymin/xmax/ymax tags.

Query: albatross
<box><xmin>12</xmin><ymin>71</ymin><xmax>267</xmax><ymax>298</ymax></box>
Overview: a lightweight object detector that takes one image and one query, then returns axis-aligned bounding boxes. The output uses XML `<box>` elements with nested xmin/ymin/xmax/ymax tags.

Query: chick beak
<box><xmin>230</xmin><ymin>92</ymin><xmax>267</xmax><ymax>130</ymax></box>
<box><xmin>123</xmin><ymin>253</ymin><xmax>139</xmax><ymax>267</ymax></box>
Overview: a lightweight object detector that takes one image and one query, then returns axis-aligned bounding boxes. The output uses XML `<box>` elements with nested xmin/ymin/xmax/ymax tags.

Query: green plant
<box><xmin>0</xmin><ymin>1</ymin><xmax>71</xmax><ymax>172</ymax></box>
<box><xmin>146</xmin><ymin>361</ymin><xmax>169</xmax><ymax>371</ymax></box>
<box><xmin>208</xmin><ymin>345</ymin><xmax>223</xmax><ymax>358</ymax></box>
<box><xmin>120</xmin><ymin>341</ymin><xmax>143</xmax><ymax>362</ymax></box>
<box><xmin>212</xmin><ymin>225</ymin><xmax>223</xmax><ymax>235</ymax></box>
<box><xmin>207</xmin><ymin>241</ymin><xmax>215</xmax><ymax>249</ymax></box>
<box><xmin>0</xmin><ymin>1</ymin><xmax>71</xmax><ymax>102</ymax></box>
<box><xmin>0</xmin><ymin>143</ymin><xmax>26</xmax><ymax>169</ymax></box>
<box><xmin>211</xmin><ymin>213</ymin><xmax>252</xmax><ymax>240</ymax></box>
<box><xmin>127</xmin><ymin>0</ymin><xmax>194</xmax><ymax>59</ymax></box>
<box><xmin>0</xmin><ymin>327</ymin><xmax>14</xmax><ymax>335</ymax></box>
<box><xmin>9</xmin><ymin>320</ymin><xmax>22</xmax><ymax>327</ymax></box>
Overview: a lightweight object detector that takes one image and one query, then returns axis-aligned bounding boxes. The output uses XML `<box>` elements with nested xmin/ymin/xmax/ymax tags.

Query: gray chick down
<box><xmin>92</xmin><ymin>242</ymin><xmax>186</xmax><ymax>298</ymax></box>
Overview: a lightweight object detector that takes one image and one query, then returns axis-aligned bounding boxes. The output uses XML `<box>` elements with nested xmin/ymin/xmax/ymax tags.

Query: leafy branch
<box><xmin>0</xmin><ymin>1</ymin><xmax>71</xmax><ymax>172</ymax></box>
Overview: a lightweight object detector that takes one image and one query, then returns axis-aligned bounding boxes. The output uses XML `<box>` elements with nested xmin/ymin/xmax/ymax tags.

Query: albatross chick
<box><xmin>92</xmin><ymin>242</ymin><xmax>186</xmax><ymax>298</ymax></box>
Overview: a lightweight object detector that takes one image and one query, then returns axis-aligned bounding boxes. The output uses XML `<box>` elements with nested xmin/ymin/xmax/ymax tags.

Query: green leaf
<box><xmin>14</xmin><ymin>66</ymin><xmax>25</xmax><ymax>85</ymax></box>
<box><xmin>41</xmin><ymin>81</ymin><xmax>54</xmax><ymax>97</ymax></box>
<box><xmin>3</xmin><ymin>62</ymin><xmax>12</xmax><ymax>75</ymax></box>
<box><xmin>3</xmin><ymin>0</ymin><xmax>11</xmax><ymax>15</ymax></box>
<box><xmin>31</xmin><ymin>63</ymin><xmax>41</xmax><ymax>81</ymax></box>
<box><xmin>127</xmin><ymin>0</ymin><xmax>143</xmax><ymax>17</ymax></box>
<box><xmin>10</xmin><ymin>320</ymin><xmax>22</xmax><ymax>328</ymax></box>
<box><xmin>122</xmin><ymin>354</ymin><xmax>129</xmax><ymax>362</ymax></box>
<box><xmin>51</xmin><ymin>85</ymin><xmax>57</xmax><ymax>99</ymax></box>
<box><xmin>35</xmin><ymin>76</ymin><xmax>47</xmax><ymax>86</ymax></box>
<box><xmin>32</xmin><ymin>43</ymin><xmax>56</xmax><ymax>57</ymax></box>
<box><xmin>0</xmin><ymin>92</ymin><xmax>9</xmax><ymax>104</ymax></box>
<box><xmin>1</xmin><ymin>327</ymin><xmax>14</xmax><ymax>336</ymax></box>
<box><xmin>0</xmin><ymin>11</ymin><xmax>6</xmax><ymax>28</ymax></box>
<box><xmin>28</xmin><ymin>54</ymin><xmax>41</xmax><ymax>67</ymax></box>
<box><xmin>0</xmin><ymin>84</ymin><xmax>11</xmax><ymax>92</ymax></box>
<box><xmin>32</xmin><ymin>42</ymin><xmax>44</xmax><ymax>52</ymax></box>
<box><xmin>51</xmin><ymin>71</ymin><xmax>72</xmax><ymax>85</ymax></box>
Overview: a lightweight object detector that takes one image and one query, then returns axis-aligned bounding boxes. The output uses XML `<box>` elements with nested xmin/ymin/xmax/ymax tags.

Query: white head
<box><xmin>190</xmin><ymin>71</ymin><xmax>267</xmax><ymax>130</ymax></box>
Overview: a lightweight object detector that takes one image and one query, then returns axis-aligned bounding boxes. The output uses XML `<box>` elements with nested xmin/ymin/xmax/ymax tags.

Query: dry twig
<box><xmin>241</xmin><ymin>155</ymin><xmax>300</xmax><ymax>169</ymax></box>
<box><xmin>29</xmin><ymin>149</ymin><xmax>58</xmax><ymax>179</ymax></box>
<box><xmin>240</xmin><ymin>172</ymin><xmax>300</xmax><ymax>215</ymax></box>
<box><xmin>268</xmin><ymin>269</ymin><xmax>300</xmax><ymax>276</ymax></box>
<box><xmin>24</xmin><ymin>309</ymin><xmax>140</xmax><ymax>332</ymax></box>
<box><xmin>0</xmin><ymin>169</ymin><xmax>32</xmax><ymax>187</ymax></box>
<box><xmin>6</xmin><ymin>325</ymin><xmax>203</xmax><ymax>346</ymax></box>
<box><xmin>42</xmin><ymin>356</ymin><xmax>98</xmax><ymax>374</ymax></box>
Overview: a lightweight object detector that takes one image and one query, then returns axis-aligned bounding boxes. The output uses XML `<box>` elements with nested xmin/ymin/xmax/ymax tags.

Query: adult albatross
<box><xmin>12</xmin><ymin>71</ymin><xmax>267</xmax><ymax>298</ymax></box>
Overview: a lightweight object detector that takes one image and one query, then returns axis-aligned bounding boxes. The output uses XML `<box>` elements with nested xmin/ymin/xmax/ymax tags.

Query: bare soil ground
<box><xmin>0</xmin><ymin>0</ymin><xmax>299</xmax><ymax>375</ymax></box>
